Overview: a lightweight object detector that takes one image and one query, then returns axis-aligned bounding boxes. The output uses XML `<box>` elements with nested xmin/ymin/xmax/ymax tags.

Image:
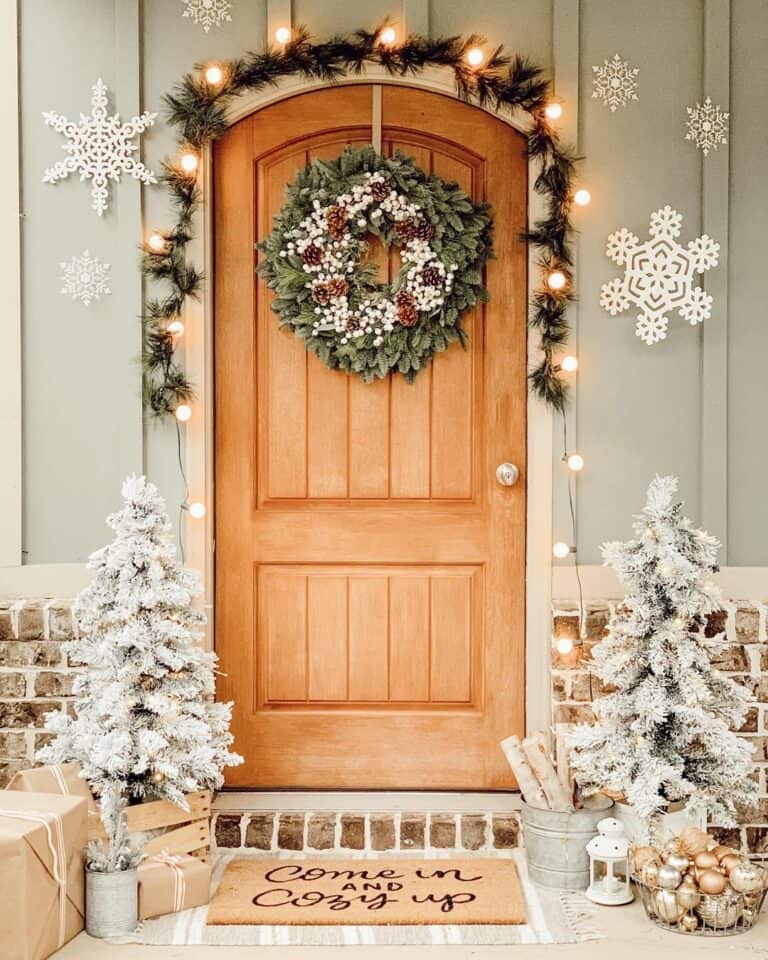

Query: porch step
<box><xmin>212</xmin><ymin>802</ymin><xmax>522</xmax><ymax>855</ymax></box>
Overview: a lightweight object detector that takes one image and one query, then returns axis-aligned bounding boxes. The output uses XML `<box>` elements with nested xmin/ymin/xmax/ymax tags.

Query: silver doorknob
<box><xmin>496</xmin><ymin>462</ymin><xmax>520</xmax><ymax>486</ymax></box>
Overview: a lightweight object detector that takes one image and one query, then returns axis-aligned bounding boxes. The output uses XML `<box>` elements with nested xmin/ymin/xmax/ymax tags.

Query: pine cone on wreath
<box><xmin>327</xmin><ymin>278</ymin><xmax>349</xmax><ymax>299</ymax></box>
<box><xmin>395</xmin><ymin>290</ymin><xmax>419</xmax><ymax>327</ymax></box>
<box><xmin>369</xmin><ymin>179</ymin><xmax>390</xmax><ymax>202</ymax></box>
<box><xmin>312</xmin><ymin>282</ymin><xmax>331</xmax><ymax>305</ymax></box>
<box><xmin>414</xmin><ymin>220</ymin><xmax>435</xmax><ymax>242</ymax></box>
<box><xmin>395</xmin><ymin>219</ymin><xmax>419</xmax><ymax>243</ymax></box>
<box><xmin>326</xmin><ymin>205</ymin><xmax>348</xmax><ymax>240</ymax></box>
<box><xmin>302</xmin><ymin>242</ymin><xmax>323</xmax><ymax>266</ymax></box>
<box><xmin>420</xmin><ymin>265</ymin><xmax>442</xmax><ymax>287</ymax></box>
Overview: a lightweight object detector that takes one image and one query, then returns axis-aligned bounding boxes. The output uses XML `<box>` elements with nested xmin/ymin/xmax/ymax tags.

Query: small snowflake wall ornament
<box><xmin>600</xmin><ymin>206</ymin><xmax>720</xmax><ymax>345</ymax></box>
<box><xmin>182</xmin><ymin>0</ymin><xmax>232</xmax><ymax>32</ymax></box>
<box><xmin>60</xmin><ymin>250</ymin><xmax>111</xmax><ymax>306</ymax></box>
<box><xmin>592</xmin><ymin>54</ymin><xmax>639</xmax><ymax>112</ymax></box>
<box><xmin>685</xmin><ymin>97</ymin><xmax>729</xmax><ymax>156</ymax></box>
<box><xmin>42</xmin><ymin>79</ymin><xmax>157</xmax><ymax>216</ymax></box>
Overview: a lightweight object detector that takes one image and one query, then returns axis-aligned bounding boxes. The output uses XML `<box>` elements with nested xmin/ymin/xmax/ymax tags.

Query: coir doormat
<box><xmin>206</xmin><ymin>858</ymin><xmax>526</xmax><ymax>926</ymax></box>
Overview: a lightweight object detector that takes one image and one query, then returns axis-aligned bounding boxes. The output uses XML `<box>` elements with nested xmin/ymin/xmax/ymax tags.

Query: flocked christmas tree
<box><xmin>569</xmin><ymin>475</ymin><xmax>756</xmax><ymax>828</ymax></box>
<box><xmin>39</xmin><ymin>475</ymin><xmax>242</xmax><ymax>869</ymax></box>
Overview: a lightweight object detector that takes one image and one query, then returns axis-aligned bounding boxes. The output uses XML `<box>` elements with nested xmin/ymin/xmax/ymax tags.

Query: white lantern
<box><xmin>585</xmin><ymin>817</ymin><xmax>633</xmax><ymax>905</ymax></box>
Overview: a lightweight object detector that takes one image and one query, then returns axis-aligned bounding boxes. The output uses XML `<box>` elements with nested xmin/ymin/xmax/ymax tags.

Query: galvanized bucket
<box><xmin>86</xmin><ymin>867</ymin><xmax>138</xmax><ymax>938</ymax></box>
<box><xmin>521</xmin><ymin>799</ymin><xmax>613</xmax><ymax>890</ymax></box>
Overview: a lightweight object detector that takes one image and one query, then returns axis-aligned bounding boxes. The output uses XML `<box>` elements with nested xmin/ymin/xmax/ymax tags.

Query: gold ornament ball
<box><xmin>658</xmin><ymin>863</ymin><xmax>683</xmax><ymax>890</ymax></box>
<box><xmin>693</xmin><ymin>851</ymin><xmax>719</xmax><ymax>872</ymax></box>
<box><xmin>711</xmin><ymin>844</ymin><xmax>735</xmax><ymax>862</ymax></box>
<box><xmin>676</xmin><ymin>878</ymin><xmax>701</xmax><ymax>910</ymax></box>
<box><xmin>720</xmin><ymin>853</ymin><xmax>742</xmax><ymax>875</ymax></box>
<box><xmin>653</xmin><ymin>889</ymin><xmax>685</xmax><ymax>924</ymax></box>
<box><xmin>696</xmin><ymin>869</ymin><xmax>727</xmax><ymax>895</ymax></box>
<box><xmin>150</xmin><ymin>770</ymin><xmax>165</xmax><ymax>784</ymax></box>
<box><xmin>679</xmin><ymin>913</ymin><xmax>699</xmax><ymax>932</ymax></box>
<box><xmin>640</xmin><ymin>861</ymin><xmax>661</xmax><ymax>887</ymax></box>
<box><xmin>665</xmin><ymin>852</ymin><xmax>691</xmax><ymax>874</ymax></box>
<box><xmin>728</xmin><ymin>862</ymin><xmax>766</xmax><ymax>895</ymax></box>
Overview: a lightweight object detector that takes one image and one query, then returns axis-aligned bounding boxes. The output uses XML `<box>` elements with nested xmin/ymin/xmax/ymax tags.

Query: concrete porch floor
<box><xmin>54</xmin><ymin>899</ymin><xmax>767</xmax><ymax>959</ymax></box>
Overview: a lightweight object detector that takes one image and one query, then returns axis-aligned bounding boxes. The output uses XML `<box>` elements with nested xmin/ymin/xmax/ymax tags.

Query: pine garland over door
<box><xmin>141</xmin><ymin>23</ymin><xmax>581</xmax><ymax>418</ymax></box>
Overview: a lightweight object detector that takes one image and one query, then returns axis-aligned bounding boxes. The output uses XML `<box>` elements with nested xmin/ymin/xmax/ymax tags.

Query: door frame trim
<box><xmin>192</xmin><ymin>67</ymin><xmax>552</xmax><ymax>736</ymax></box>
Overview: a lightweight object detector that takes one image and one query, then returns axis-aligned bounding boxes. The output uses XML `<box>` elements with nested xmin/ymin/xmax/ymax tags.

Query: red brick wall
<box><xmin>552</xmin><ymin>601</ymin><xmax>768</xmax><ymax>859</ymax></box>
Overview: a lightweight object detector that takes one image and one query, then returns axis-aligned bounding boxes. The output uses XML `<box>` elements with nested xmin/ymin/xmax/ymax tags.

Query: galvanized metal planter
<box><xmin>86</xmin><ymin>868</ymin><xmax>138</xmax><ymax>938</ymax></box>
<box><xmin>520</xmin><ymin>799</ymin><xmax>613</xmax><ymax>890</ymax></box>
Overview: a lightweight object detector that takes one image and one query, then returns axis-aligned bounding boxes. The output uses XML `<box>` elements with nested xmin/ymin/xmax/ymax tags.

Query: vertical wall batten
<box><xmin>402</xmin><ymin>0</ymin><xmax>429</xmax><ymax>37</ymax></box>
<box><xmin>700</xmin><ymin>0</ymin><xmax>730</xmax><ymax>560</ymax></box>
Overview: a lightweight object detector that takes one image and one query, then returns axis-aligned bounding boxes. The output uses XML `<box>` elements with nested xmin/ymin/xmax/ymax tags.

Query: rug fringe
<box><xmin>558</xmin><ymin>891</ymin><xmax>606</xmax><ymax>942</ymax></box>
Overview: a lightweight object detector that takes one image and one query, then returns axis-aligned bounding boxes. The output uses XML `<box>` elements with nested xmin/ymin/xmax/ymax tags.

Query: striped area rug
<box><xmin>122</xmin><ymin>849</ymin><xmax>604</xmax><ymax>946</ymax></box>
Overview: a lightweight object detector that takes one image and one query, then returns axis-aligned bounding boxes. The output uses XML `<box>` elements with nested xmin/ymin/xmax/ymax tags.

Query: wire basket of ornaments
<box><xmin>630</xmin><ymin>826</ymin><xmax>768</xmax><ymax>936</ymax></box>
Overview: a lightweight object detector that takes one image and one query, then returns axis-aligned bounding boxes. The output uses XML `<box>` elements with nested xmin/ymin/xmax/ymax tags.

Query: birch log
<box><xmin>500</xmin><ymin>735</ymin><xmax>548</xmax><ymax>808</ymax></box>
<box><xmin>523</xmin><ymin>732</ymin><xmax>572</xmax><ymax>811</ymax></box>
<box><xmin>555</xmin><ymin>723</ymin><xmax>577</xmax><ymax>806</ymax></box>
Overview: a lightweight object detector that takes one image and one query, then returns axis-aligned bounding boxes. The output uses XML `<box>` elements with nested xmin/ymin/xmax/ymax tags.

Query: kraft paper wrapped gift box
<box><xmin>138</xmin><ymin>851</ymin><xmax>211</xmax><ymax>919</ymax></box>
<box><xmin>7</xmin><ymin>762</ymin><xmax>98</xmax><ymax>815</ymax></box>
<box><xmin>0</xmin><ymin>790</ymin><xmax>87</xmax><ymax>960</ymax></box>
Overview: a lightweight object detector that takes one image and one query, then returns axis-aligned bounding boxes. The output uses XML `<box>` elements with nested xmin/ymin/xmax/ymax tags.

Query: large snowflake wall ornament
<box><xmin>685</xmin><ymin>97</ymin><xmax>729</xmax><ymax>156</ymax></box>
<box><xmin>600</xmin><ymin>206</ymin><xmax>720</xmax><ymax>345</ymax></box>
<box><xmin>592</xmin><ymin>54</ymin><xmax>639</xmax><ymax>112</ymax></box>
<box><xmin>182</xmin><ymin>0</ymin><xmax>232</xmax><ymax>32</ymax></box>
<box><xmin>60</xmin><ymin>250</ymin><xmax>111</xmax><ymax>307</ymax></box>
<box><xmin>42</xmin><ymin>79</ymin><xmax>157</xmax><ymax>216</ymax></box>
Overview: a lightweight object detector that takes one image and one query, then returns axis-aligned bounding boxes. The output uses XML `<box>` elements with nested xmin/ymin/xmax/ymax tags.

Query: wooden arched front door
<box><xmin>214</xmin><ymin>84</ymin><xmax>527</xmax><ymax>789</ymax></box>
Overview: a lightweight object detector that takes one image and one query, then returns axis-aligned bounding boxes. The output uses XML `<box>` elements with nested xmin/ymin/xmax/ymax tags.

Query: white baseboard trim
<box><xmin>214</xmin><ymin>791</ymin><xmax>522</xmax><ymax>813</ymax></box>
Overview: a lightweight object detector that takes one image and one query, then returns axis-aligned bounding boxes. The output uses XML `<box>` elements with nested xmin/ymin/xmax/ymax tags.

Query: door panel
<box><xmin>215</xmin><ymin>84</ymin><xmax>528</xmax><ymax>788</ymax></box>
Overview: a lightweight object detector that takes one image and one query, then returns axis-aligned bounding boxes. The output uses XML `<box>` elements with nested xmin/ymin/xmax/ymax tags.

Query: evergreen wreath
<box><xmin>258</xmin><ymin>147</ymin><xmax>493</xmax><ymax>381</ymax></box>
<box><xmin>143</xmin><ymin>23</ymin><xmax>580</xmax><ymax>417</ymax></box>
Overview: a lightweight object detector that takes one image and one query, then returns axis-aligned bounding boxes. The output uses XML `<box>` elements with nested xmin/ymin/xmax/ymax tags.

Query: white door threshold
<box><xmin>214</xmin><ymin>791</ymin><xmax>522</xmax><ymax>813</ymax></box>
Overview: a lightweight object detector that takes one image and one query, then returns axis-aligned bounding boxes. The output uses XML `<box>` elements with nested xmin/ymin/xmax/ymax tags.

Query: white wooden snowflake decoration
<box><xmin>592</xmin><ymin>54</ymin><xmax>639</xmax><ymax>112</ymax></box>
<box><xmin>182</xmin><ymin>0</ymin><xmax>232</xmax><ymax>32</ymax></box>
<box><xmin>600</xmin><ymin>206</ymin><xmax>720</xmax><ymax>345</ymax></box>
<box><xmin>42</xmin><ymin>79</ymin><xmax>157</xmax><ymax>216</ymax></box>
<box><xmin>60</xmin><ymin>250</ymin><xmax>111</xmax><ymax>306</ymax></box>
<box><xmin>685</xmin><ymin>96</ymin><xmax>729</xmax><ymax>156</ymax></box>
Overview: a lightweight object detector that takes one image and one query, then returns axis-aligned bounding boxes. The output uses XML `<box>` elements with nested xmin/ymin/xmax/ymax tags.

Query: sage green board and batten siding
<box><xmin>17</xmin><ymin>0</ymin><xmax>768</xmax><ymax>564</ymax></box>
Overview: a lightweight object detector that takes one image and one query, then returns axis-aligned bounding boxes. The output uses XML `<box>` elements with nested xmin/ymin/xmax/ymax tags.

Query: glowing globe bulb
<box><xmin>175</xmin><ymin>404</ymin><xmax>192</xmax><ymax>422</ymax></box>
<box><xmin>556</xmin><ymin>636</ymin><xmax>574</xmax><ymax>655</ymax></box>
<box><xmin>180</xmin><ymin>152</ymin><xmax>199</xmax><ymax>173</ymax></box>
<box><xmin>275</xmin><ymin>26</ymin><xmax>291</xmax><ymax>44</ymax></box>
<box><xmin>566</xmin><ymin>453</ymin><xmax>584</xmax><ymax>472</ymax></box>
<box><xmin>574</xmin><ymin>188</ymin><xmax>591</xmax><ymax>207</ymax></box>
<box><xmin>547</xmin><ymin>270</ymin><xmax>567</xmax><ymax>291</ymax></box>
<box><xmin>148</xmin><ymin>233</ymin><xmax>166</xmax><ymax>253</ymax></box>
<box><xmin>545</xmin><ymin>102</ymin><xmax>563</xmax><ymax>120</ymax></box>
<box><xmin>466</xmin><ymin>47</ymin><xmax>484</xmax><ymax>67</ymax></box>
<box><xmin>561</xmin><ymin>355</ymin><xmax>579</xmax><ymax>372</ymax></box>
<box><xmin>188</xmin><ymin>502</ymin><xmax>206</xmax><ymax>519</ymax></box>
<box><xmin>553</xmin><ymin>541</ymin><xmax>571</xmax><ymax>559</ymax></box>
<box><xmin>204</xmin><ymin>64</ymin><xmax>224</xmax><ymax>85</ymax></box>
<box><xmin>379</xmin><ymin>26</ymin><xmax>397</xmax><ymax>45</ymax></box>
<box><xmin>167</xmin><ymin>320</ymin><xmax>185</xmax><ymax>337</ymax></box>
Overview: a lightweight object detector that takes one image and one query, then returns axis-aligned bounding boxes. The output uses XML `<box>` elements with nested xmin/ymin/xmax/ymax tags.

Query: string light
<box><xmin>561</xmin><ymin>355</ymin><xmax>579</xmax><ymax>372</ymax></box>
<box><xmin>574</xmin><ymin>188</ymin><xmax>591</xmax><ymax>207</ymax></box>
<box><xmin>378</xmin><ymin>26</ymin><xmax>397</xmax><ymax>45</ymax></box>
<box><xmin>547</xmin><ymin>270</ymin><xmax>567</xmax><ymax>291</ymax></box>
<box><xmin>204</xmin><ymin>64</ymin><xmax>224</xmax><ymax>86</ymax></box>
<box><xmin>175</xmin><ymin>404</ymin><xmax>192</xmax><ymax>422</ymax></box>
<box><xmin>556</xmin><ymin>635</ymin><xmax>575</xmax><ymax>655</ymax></box>
<box><xmin>275</xmin><ymin>26</ymin><xmax>291</xmax><ymax>44</ymax></box>
<box><xmin>545</xmin><ymin>102</ymin><xmax>563</xmax><ymax>120</ymax></box>
<box><xmin>553</xmin><ymin>541</ymin><xmax>573</xmax><ymax>559</ymax></box>
<box><xmin>180</xmin><ymin>151</ymin><xmax>199</xmax><ymax>174</ymax></box>
<box><xmin>466</xmin><ymin>47</ymin><xmax>485</xmax><ymax>67</ymax></box>
<box><xmin>188</xmin><ymin>502</ymin><xmax>206</xmax><ymax>519</ymax></box>
<box><xmin>167</xmin><ymin>320</ymin><xmax>185</xmax><ymax>337</ymax></box>
<box><xmin>148</xmin><ymin>232</ymin><xmax>167</xmax><ymax>253</ymax></box>
<box><xmin>566</xmin><ymin>453</ymin><xmax>585</xmax><ymax>472</ymax></box>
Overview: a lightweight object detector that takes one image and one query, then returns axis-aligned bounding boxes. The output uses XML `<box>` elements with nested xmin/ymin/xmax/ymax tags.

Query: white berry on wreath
<box><xmin>257</xmin><ymin>146</ymin><xmax>493</xmax><ymax>382</ymax></box>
